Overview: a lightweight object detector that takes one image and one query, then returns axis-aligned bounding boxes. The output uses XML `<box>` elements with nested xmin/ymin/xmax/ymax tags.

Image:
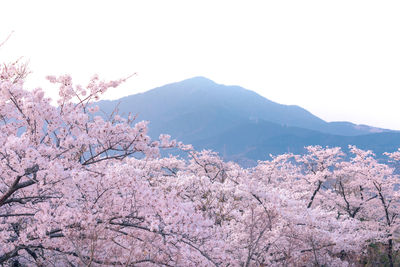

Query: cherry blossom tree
<box><xmin>290</xmin><ymin>146</ymin><xmax>400</xmax><ymax>266</ymax></box>
<box><xmin>0</xmin><ymin>61</ymin><xmax>203</xmax><ymax>265</ymax></box>
<box><xmin>0</xmin><ymin>57</ymin><xmax>399</xmax><ymax>266</ymax></box>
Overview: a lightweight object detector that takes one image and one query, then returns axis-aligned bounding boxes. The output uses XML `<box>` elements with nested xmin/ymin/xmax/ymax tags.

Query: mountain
<box><xmin>97</xmin><ymin>77</ymin><xmax>400</xmax><ymax>166</ymax></box>
<box><xmin>195</xmin><ymin>120</ymin><xmax>400</xmax><ymax>166</ymax></box>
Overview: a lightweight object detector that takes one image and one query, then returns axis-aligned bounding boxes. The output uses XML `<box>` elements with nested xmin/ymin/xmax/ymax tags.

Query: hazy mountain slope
<box><xmin>96</xmin><ymin>77</ymin><xmax>399</xmax><ymax>166</ymax></box>
<box><xmin>193</xmin><ymin>120</ymin><xmax>400</xmax><ymax>166</ymax></box>
<box><xmin>98</xmin><ymin>77</ymin><xmax>391</xmax><ymax>138</ymax></box>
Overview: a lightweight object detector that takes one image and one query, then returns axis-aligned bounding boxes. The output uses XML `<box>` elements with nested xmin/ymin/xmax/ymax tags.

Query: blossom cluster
<box><xmin>0</xmin><ymin>63</ymin><xmax>399</xmax><ymax>266</ymax></box>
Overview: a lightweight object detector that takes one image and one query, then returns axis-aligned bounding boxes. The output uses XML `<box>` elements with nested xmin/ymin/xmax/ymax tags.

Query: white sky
<box><xmin>1</xmin><ymin>0</ymin><xmax>400</xmax><ymax>130</ymax></box>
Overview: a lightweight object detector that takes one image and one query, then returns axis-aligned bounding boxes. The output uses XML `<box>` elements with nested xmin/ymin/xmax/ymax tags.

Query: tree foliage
<box><xmin>0</xmin><ymin>61</ymin><xmax>399</xmax><ymax>266</ymax></box>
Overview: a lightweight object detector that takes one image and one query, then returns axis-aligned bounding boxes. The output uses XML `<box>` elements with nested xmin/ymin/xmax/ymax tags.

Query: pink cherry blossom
<box><xmin>0</xmin><ymin>60</ymin><xmax>399</xmax><ymax>266</ymax></box>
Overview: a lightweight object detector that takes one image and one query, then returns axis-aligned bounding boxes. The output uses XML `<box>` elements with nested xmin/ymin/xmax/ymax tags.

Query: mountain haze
<box><xmin>97</xmin><ymin>77</ymin><xmax>399</xmax><ymax>165</ymax></box>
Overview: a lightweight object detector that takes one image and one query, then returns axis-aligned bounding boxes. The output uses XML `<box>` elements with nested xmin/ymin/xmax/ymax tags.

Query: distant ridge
<box><xmin>97</xmin><ymin>77</ymin><xmax>400</xmax><ymax>166</ymax></box>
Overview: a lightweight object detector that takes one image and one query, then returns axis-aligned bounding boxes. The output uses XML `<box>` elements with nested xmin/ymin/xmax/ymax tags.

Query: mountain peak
<box><xmin>99</xmin><ymin>77</ymin><xmax>394</xmax><ymax>137</ymax></box>
<box><xmin>183</xmin><ymin>76</ymin><xmax>214</xmax><ymax>82</ymax></box>
<box><xmin>96</xmin><ymin>77</ymin><xmax>399</xmax><ymax>166</ymax></box>
<box><xmin>178</xmin><ymin>76</ymin><xmax>216</xmax><ymax>86</ymax></box>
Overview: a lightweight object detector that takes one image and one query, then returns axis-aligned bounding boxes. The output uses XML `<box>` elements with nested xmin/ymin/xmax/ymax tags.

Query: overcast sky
<box><xmin>1</xmin><ymin>0</ymin><xmax>400</xmax><ymax>130</ymax></box>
